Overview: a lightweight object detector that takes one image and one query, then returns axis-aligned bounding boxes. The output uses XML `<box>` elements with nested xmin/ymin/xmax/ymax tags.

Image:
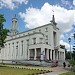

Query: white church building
<box><xmin>0</xmin><ymin>15</ymin><xmax>65</xmax><ymax>64</ymax></box>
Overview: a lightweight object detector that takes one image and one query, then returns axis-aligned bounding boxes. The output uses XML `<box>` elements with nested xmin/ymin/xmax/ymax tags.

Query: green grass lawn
<box><xmin>0</xmin><ymin>66</ymin><xmax>42</xmax><ymax>75</ymax></box>
<box><xmin>60</xmin><ymin>72</ymin><xmax>75</xmax><ymax>75</ymax></box>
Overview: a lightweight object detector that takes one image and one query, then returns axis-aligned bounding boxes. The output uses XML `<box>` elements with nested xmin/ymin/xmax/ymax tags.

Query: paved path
<box><xmin>39</xmin><ymin>70</ymin><xmax>68</xmax><ymax>75</ymax></box>
<box><xmin>39</xmin><ymin>67</ymin><xmax>69</xmax><ymax>75</ymax></box>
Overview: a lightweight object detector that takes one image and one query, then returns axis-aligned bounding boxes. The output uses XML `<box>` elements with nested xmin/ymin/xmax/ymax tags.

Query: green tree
<box><xmin>66</xmin><ymin>51</ymin><xmax>71</xmax><ymax>59</ymax></box>
<box><xmin>0</xmin><ymin>14</ymin><xmax>9</xmax><ymax>47</ymax></box>
<box><xmin>72</xmin><ymin>47</ymin><xmax>75</xmax><ymax>60</ymax></box>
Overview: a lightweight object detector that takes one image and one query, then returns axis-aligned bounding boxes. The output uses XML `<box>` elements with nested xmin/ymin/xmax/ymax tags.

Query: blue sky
<box><xmin>0</xmin><ymin>0</ymin><xmax>75</xmax><ymax>51</ymax></box>
<box><xmin>0</xmin><ymin>0</ymin><xmax>62</xmax><ymax>31</ymax></box>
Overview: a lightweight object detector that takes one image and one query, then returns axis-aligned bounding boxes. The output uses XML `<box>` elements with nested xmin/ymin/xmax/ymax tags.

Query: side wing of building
<box><xmin>0</xmin><ymin>23</ymin><xmax>65</xmax><ymax>63</ymax></box>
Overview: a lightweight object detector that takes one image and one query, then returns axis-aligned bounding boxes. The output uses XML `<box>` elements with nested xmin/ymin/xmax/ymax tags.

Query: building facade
<box><xmin>0</xmin><ymin>15</ymin><xmax>65</xmax><ymax>63</ymax></box>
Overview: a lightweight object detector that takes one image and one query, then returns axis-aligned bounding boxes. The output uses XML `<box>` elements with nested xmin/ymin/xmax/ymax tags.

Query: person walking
<box><xmin>63</xmin><ymin>62</ymin><xmax>66</xmax><ymax>68</ymax></box>
<box><xmin>56</xmin><ymin>60</ymin><xmax>58</xmax><ymax>66</ymax></box>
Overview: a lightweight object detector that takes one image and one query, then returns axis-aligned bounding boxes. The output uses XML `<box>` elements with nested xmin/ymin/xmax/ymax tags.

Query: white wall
<box><xmin>0</xmin><ymin>23</ymin><xmax>65</xmax><ymax>62</ymax></box>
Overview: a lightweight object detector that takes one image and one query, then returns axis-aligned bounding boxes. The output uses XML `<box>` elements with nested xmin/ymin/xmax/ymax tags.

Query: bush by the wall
<box><xmin>69</xmin><ymin>60</ymin><xmax>75</xmax><ymax>65</ymax></box>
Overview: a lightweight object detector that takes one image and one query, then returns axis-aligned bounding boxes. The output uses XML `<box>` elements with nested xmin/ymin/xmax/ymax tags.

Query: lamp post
<box><xmin>68</xmin><ymin>37</ymin><xmax>72</xmax><ymax>60</ymax></box>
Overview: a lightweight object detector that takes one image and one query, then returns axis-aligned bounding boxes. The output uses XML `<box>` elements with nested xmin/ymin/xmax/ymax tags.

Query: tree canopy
<box><xmin>0</xmin><ymin>14</ymin><xmax>9</xmax><ymax>47</ymax></box>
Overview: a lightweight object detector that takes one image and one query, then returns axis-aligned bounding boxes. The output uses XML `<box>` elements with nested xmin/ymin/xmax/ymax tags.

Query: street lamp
<box><xmin>68</xmin><ymin>37</ymin><xmax>72</xmax><ymax>60</ymax></box>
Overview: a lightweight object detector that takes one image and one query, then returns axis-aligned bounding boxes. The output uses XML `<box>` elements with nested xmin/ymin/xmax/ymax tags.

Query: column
<box><xmin>53</xmin><ymin>50</ymin><xmax>55</xmax><ymax>60</ymax></box>
<box><xmin>27</xmin><ymin>49</ymin><xmax>30</xmax><ymax>60</ymax></box>
<box><xmin>62</xmin><ymin>52</ymin><xmax>65</xmax><ymax>60</ymax></box>
<box><xmin>50</xmin><ymin>50</ymin><xmax>52</xmax><ymax>60</ymax></box>
<box><xmin>34</xmin><ymin>48</ymin><xmax>36</xmax><ymax>60</ymax></box>
<box><xmin>49</xmin><ymin>49</ymin><xmax>51</xmax><ymax>60</ymax></box>
<box><xmin>27</xmin><ymin>48</ymin><xmax>30</xmax><ymax>60</ymax></box>
<box><xmin>59</xmin><ymin>51</ymin><xmax>60</xmax><ymax>60</ymax></box>
<box><xmin>58</xmin><ymin>51</ymin><xmax>59</xmax><ymax>60</ymax></box>
<box><xmin>63</xmin><ymin>51</ymin><xmax>65</xmax><ymax>61</ymax></box>
<box><xmin>60</xmin><ymin>52</ymin><xmax>61</xmax><ymax>60</ymax></box>
<box><xmin>14</xmin><ymin>43</ymin><xmax>16</xmax><ymax>60</ymax></box>
<box><xmin>41</xmin><ymin>47</ymin><xmax>44</xmax><ymax>60</ymax></box>
<box><xmin>58</xmin><ymin>51</ymin><xmax>60</xmax><ymax>60</ymax></box>
<box><xmin>47</xmin><ymin>49</ymin><xmax>49</xmax><ymax>60</ymax></box>
<box><xmin>62</xmin><ymin>52</ymin><xmax>64</xmax><ymax>60</ymax></box>
<box><xmin>56</xmin><ymin>51</ymin><xmax>58</xmax><ymax>60</ymax></box>
<box><xmin>61</xmin><ymin>52</ymin><xmax>63</xmax><ymax>60</ymax></box>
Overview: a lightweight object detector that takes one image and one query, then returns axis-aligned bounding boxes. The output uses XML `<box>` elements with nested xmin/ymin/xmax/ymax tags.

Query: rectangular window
<box><xmin>9</xmin><ymin>43</ymin><xmax>10</xmax><ymax>46</ymax></box>
<box><xmin>33</xmin><ymin>30</ymin><xmax>36</xmax><ymax>33</ymax></box>
<box><xmin>33</xmin><ymin>38</ymin><xmax>36</xmax><ymax>44</ymax></box>
<box><xmin>23</xmin><ymin>34</ymin><xmax>25</xmax><ymax>36</ymax></box>
<box><xmin>39</xmin><ymin>29</ymin><xmax>41</xmax><ymax>32</ymax></box>
<box><xmin>45</xmin><ymin>27</ymin><xmax>48</xmax><ymax>32</ymax></box>
<box><xmin>40</xmin><ymin>38</ymin><xmax>43</xmax><ymax>44</ymax></box>
<box><xmin>27</xmin><ymin>39</ymin><xmax>29</xmax><ymax>45</ymax></box>
<box><xmin>28</xmin><ymin>33</ymin><xmax>29</xmax><ymax>35</ymax></box>
<box><xmin>45</xmin><ymin>35</ymin><xmax>48</xmax><ymax>40</ymax></box>
<box><xmin>46</xmin><ymin>42</ymin><xmax>48</xmax><ymax>44</ymax></box>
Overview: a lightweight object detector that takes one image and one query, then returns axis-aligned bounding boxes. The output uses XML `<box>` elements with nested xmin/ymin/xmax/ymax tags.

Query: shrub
<box><xmin>69</xmin><ymin>60</ymin><xmax>75</xmax><ymax>65</ymax></box>
<box><xmin>68</xmin><ymin>64</ymin><xmax>70</xmax><ymax>67</ymax></box>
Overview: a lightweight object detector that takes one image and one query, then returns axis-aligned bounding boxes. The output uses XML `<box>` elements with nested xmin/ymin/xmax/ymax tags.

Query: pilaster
<box><xmin>34</xmin><ymin>48</ymin><xmax>36</xmax><ymax>60</ymax></box>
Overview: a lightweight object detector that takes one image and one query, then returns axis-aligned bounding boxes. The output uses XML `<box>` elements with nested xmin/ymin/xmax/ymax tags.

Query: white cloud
<box><xmin>0</xmin><ymin>0</ymin><xmax>28</xmax><ymax>9</ymax></box>
<box><xmin>19</xmin><ymin>3</ymin><xmax>74</xmax><ymax>34</ymax></box>
<box><xmin>73</xmin><ymin>0</ymin><xmax>75</xmax><ymax>6</ymax></box>
<box><xmin>60</xmin><ymin>40</ymin><xmax>72</xmax><ymax>51</ymax></box>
